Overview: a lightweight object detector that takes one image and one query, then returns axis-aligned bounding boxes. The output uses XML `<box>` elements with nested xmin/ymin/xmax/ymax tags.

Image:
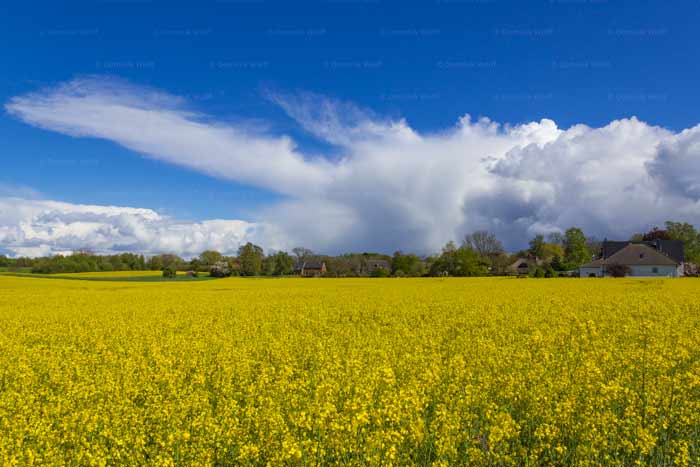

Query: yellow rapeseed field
<box><xmin>1</xmin><ymin>275</ymin><xmax>699</xmax><ymax>466</ymax></box>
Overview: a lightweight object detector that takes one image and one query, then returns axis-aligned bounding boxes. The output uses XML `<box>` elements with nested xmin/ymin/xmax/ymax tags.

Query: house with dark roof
<box><xmin>362</xmin><ymin>258</ymin><xmax>391</xmax><ymax>275</ymax></box>
<box><xmin>506</xmin><ymin>256</ymin><xmax>542</xmax><ymax>276</ymax></box>
<box><xmin>580</xmin><ymin>240</ymin><xmax>684</xmax><ymax>277</ymax></box>
<box><xmin>295</xmin><ymin>261</ymin><xmax>326</xmax><ymax>277</ymax></box>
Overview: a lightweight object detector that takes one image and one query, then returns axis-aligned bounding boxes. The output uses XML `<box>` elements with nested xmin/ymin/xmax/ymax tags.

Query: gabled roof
<box><xmin>510</xmin><ymin>258</ymin><xmax>531</xmax><ymax>268</ymax></box>
<box><xmin>301</xmin><ymin>261</ymin><xmax>325</xmax><ymax>270</ymax></box>
<box><xmin>582</xmin><ymin>243</ymin><xmax>679</xmax><ymax>268</ymax></box>
<box><xmin>602</xmin><ymin>240</ymin><xmax>684</xmax><ymax>263</ymax></box>
<box><xmin>580</xmin><ymin>258</ymin><xmax>605</xmax><ymax>268</ymax></box>
<box><xmin>365</xmin><ymin>259</ymin><xmax>390</xmax><ymax>269</ymax></box>
<box><xmin>508</xmin><ymin>257</ymin><xmax>541</xmax><ymax>270</ymax></box>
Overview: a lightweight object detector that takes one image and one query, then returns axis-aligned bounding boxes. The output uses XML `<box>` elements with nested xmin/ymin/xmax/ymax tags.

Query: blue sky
<box><xmin>1</xmin><ymin>0</ymin><xmax>700</xmax><ymax>256</ymax></box>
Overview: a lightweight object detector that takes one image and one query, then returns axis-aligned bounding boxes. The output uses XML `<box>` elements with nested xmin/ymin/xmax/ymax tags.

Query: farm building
<box><xmin>580</xmin><ymin>240</ymin><xmax>684</xmax><ymax>277</ymax></box>
<box><xmin>363</xmin><ymin>258</ymin><xmax>391</xmax><ymax>275</ymax></box>
<box><xmin>506</xmin><ymin>257</ymin><xmax>542</xmax><ymax>276</ymax></box>
<box><xmin>295</xmin><ymin>261</ymin><xmax>327</xmax><ymax>277</ymax></box>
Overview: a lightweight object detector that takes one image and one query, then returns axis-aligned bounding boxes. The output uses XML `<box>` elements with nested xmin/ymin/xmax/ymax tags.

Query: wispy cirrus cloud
<box><xmin>6</xmin><ymin>76</ymin><xmax>330</xmax><ymax>195</ymax></box>
<box><xmin>5</xmin><ymin>76</ymin><xmax>700</xmax><ymax>257</ymax></box>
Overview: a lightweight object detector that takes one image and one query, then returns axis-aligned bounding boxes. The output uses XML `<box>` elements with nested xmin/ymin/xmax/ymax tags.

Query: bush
<box><xmin>162</xmin><ymin>265</ymin><xmax>177</xmax><ymax>279</ymax></box>
<box><xmin>606</xmin><ymin>263</ymin><xmax>631</xmax><ymax>278</ymax></box>
<box><xmin>545</xmin><ymin>266</ymin><xmax>557</xmax><ymax>278</ymax></box>
<box><xmin>210</xmin><ymin>261</ymin><xmax>232</xmax><ymax>278</ymax></box>
<box><xmin>371</xmin><ymin>267</ymin><xmax>390</xmax><ymax>278</ymax></box>
<box><xmin>532</xmin><ymin>267</ymin><xmax>546</xmax><ymax>278</ymax></box>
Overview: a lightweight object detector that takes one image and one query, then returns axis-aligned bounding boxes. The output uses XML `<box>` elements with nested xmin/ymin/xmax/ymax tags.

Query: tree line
<box><xmin>2</xmin><ymin>220</ymin><xmax>699</xmax><ymax>277</ymax></box>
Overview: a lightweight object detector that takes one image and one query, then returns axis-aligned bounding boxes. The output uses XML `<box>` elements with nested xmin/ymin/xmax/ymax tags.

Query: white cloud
<box><xmin>6</xmin><ymin>76</ymin><xmax>330</xmax><ymax>195</ymax></box>
<box><xmin>0</xmin><ymin>197</ymin><xmax>279</xmax><ymax>258</ymax></box>
<box><xmin>6</xmin><ymin>76</ymin><xmax>700</xmax><ymax>256</ymax></box>
<box><xmin>647</xmin><ymin>126</ymin><xmax>700</xmax><ymax>200</ymax></box>
<box><xmin>265</xmin><ymin>90</ymin><xmax>414</xmax><ymax>147</ymax></box>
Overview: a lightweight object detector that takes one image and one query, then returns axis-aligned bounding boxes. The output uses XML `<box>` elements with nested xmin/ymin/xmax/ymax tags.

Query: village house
<box><xmin>362</xmin><ymin>258</ymin><xmax>391</xmax><ymax>275</ymax></box>
<box><xmin>580</xmin><ymin>240</ymin><xmax>684</xmax><ymax>277</ymax></box>
<box><xmin>295</xmin><ymin>261</ymin><xmax>327</xmax><ymax>277</ymax></box>
<box><xmin>506</xmin><ymin>256</ymin><xmax>542</xmax><ymax>276</ymax></box>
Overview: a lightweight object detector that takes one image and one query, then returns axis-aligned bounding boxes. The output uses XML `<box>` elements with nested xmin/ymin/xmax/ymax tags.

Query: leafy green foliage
<box><xmin>563</xmin><ymin>227</ymin><xmax>590</xmax><ymax>268</ymax></box>
<box><xmin>665</xmin><ymin>221</ymin><xmax>700</xmax><ymax>264</ymax></box>
<box><xmin>529</xmin><ymin>235</ymin><xmax>546</xmax><ymax>259</ymax></box>
<box><xmin>391</xmin><ymin>251</ymin><xmax>425</xmax><ymax>277</ymax></box>
<box><xmin>430</xmin><ymin>241</ymin><xmax>490</xmax><ymax>277</ymax></box>
<box><xmin>238</xmin><ymin>242</ymin><xmax>264</xmax><ymax>276</ymax></box>
<box><xmin>162</xmin><ymin>264</ymin><xmax>177</xmax><ymax>278</ymax></box>
<box><xmin>32</xmin><ymin>252</ymin><xmax>148</xmax><ymax>274</ymax></box>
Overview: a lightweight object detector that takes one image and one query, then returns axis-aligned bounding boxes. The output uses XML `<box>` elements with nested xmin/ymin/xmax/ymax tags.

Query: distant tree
<box><xmin>453</xmin><ymin>248</ymin><xmax>483</xmax><ymax>277</ymax></box>
<box><xmin>513</xmin><ymin>249</ymin><xmax>530</xmax><ymax>259</ymax></box>
<box><xmin>551</xmin><ymin>255</ymin><xmax>565</xmax><ymax>271</ymax></box>
<box><xmin>541</xmin><ymin>243</ymin><xmax>565</xmax><ymax>263</ymax></box>
<box><xmin>371</xmin><ymin>267</ymin><xmax>390</xmax><ymax>277</ymax></box>
<box><xmin>167</xmin><ymin>254</ymin><xmax>183</xmax><ymax>268</ymax></box>
<box><xmin>531</xmin><ymin>267</ymin><xmax>546</xmax><ymax>278</ymax></box>
<box><xmin>199</xmin><ymin>250</ymin><xmax>223</xmax><ymax>267</ymax></box>
<box><xmin>222</xmin><ymin>256</ymin><xmax>240</xmax><ymax>276</ymax></box>
<box><xmin>586</xmin><ymin>236</ymin><xmax>602</xmax><ymax>258</ymax></box>
<box><xmin>332</xmin><ymin>253</ymin><xmax>366</xmax><ymax>276</ymax></box>
<box><xmin>391</xmin><ymin>251</ymin><xmax>425</xmax><ymax>277</ymax></box>
<box><xmin>292</xmin><ymin>247</ymin><xmax>314</xmax><ymax>265</ymax></box>
<box><xmin>433</xmin><ymin>241</ymin><xmax>459</xmax><ymax>276</ymax></box>
<box><xmin>148</xmin><ymin>255</ymin><xmax>164</xmax><ymax>271</ymax></box>
<box><xmin>261</xmin><ymin>251</ymin><xmax>294</xmax><ymax>276</ymax></box>
<box><xmin>238</xmin><ymin>242</ymin><xmax>264</xmax><ymax>276</ymax></box>
<box><xmin>272</xmin><ymin>251</ymin><xmax>295</xmax><ymax>276</ymax></box>
<box><xmin>162</xmin><ymin>264</ymin><xmax>177</xmax><ymax>278</ymax></box>
<box><xmin>148</xmin><ymin>254</ymin><xmax>182</xmax><ymax>271</ymax></box>
<box><xmin>547</xmin><ymin>232</ymin><xmax>565</xmax><ymax>246</ymax></box>
<box><xmin>210</xmin><ymin>261</ymin><xmax>232</xmax><ymax>277</ymax></box>
<box><xmin>430</xmin><ymin>242</ymin><xmax>490</xmax><ymax>277</ymax></box>
<box><xmin>324</xmin><ymin>255</ymin><xmax>357</xmax><ymax>277</ymax></box>
<box><xmin>528</xmin><ymin>235</ymin><xmax>546</xmax><ymax>259</ymax></box>
<box><xmin>14</xmin><ymin>257</ymin><xmax>34</xmax><ymax>268</ymax></box>
<box><xmin>564</xmin><ymin>227</ymin><xmax>590</xmax><ymax>268</ymax></box>
<box><xmin>109</xmin><ymin>255</ymin><xmax>125</xmax><ymax>271</ymax></box>
<box><xmin>189</xmin><ymin>258</ymin><xmax>203</xmax><ymax>272</ymax></box>
<box><xmin>0</xmin><ymin>255</ymin><xmax>8</xmax><ymax>267</ymax></box>
<box><xmin>261</xmin><ymin>255</ymin><xmax>275</xmax><ymax>276</ymax></box>
<box><xmin>642</xmin><ymin>227</ymin><xmax>672</xmax><ymax>241</ymax></box>
<box><xmin>463</xmin><ymin>231</ymin><xmax>504</xmax><ymax>263</ymax></box>
<box><xmin>665</xmin><ymin>221</ymin><xmax>700</xmax><ymax>264</ymax></box>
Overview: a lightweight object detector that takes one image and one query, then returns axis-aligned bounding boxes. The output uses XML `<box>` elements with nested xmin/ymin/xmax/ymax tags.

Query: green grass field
<box><xmin>0</xmin><ymin>270</ymin><xmax>215</xmax><ymax>282</ymax></box>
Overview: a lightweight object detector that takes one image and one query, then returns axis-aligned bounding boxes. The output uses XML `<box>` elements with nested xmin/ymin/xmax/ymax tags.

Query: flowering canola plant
<box><xmin>0</xmin><ymin>275</ymin><xmax>699</xmax><ymax>466</ymax></box>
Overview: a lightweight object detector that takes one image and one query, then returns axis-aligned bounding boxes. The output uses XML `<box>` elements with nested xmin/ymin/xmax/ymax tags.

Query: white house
<box><xmin>580</xmin><ymin>243</ymin><xmax>683</xmax><ymax>278</ymax></box>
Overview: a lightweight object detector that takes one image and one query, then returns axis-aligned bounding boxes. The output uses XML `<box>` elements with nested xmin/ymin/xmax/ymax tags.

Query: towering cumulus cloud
<box><xmin>5</xmin><ymin>76</ymin><xmax>700</xmax><ymax>256</ymax></box>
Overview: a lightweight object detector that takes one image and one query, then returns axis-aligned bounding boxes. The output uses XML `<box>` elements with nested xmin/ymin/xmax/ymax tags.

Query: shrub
<box><xmin>371</xmin><ymin>267</ymin><xmax>390</xmax><ymax>278</ymax></box>
<box><xmin>606</xmin><ymin>263</ymin><xmax>631</xmax><ymax>278</ymax></box>
<box><xmin>531</xmin><ymin>267</ymin><xmax>546</xmax><ymax>278</ymax></box>
<box><xmin>210</xmin><ymin>261</ymin><xmax>232</xmax><ymax>278</ymax></box>
<box><xmin>162</xmin><ymin>265</ymin><xmax>177</xmax><ymax>279</ymax></box>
